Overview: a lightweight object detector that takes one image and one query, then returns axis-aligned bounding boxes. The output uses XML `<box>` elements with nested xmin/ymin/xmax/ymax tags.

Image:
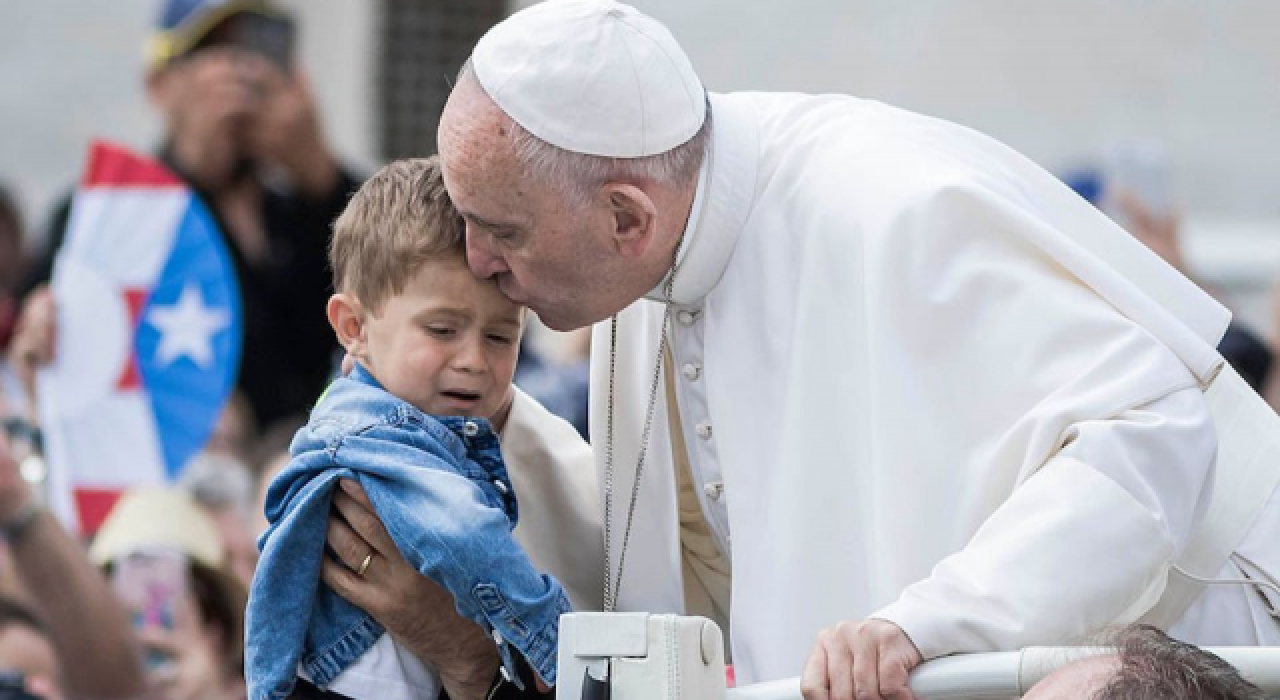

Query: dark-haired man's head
<box><xmin>1025</xmin><ymin>625</ymin><xmax>1268</xmax><ymax>700</ymax></box>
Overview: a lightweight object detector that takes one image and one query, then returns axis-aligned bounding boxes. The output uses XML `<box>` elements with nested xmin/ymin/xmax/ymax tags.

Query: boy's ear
<box><xmin>326</xmin><ymin>293</ymin><xmax>368</xmax><ymax>358</ymax></box>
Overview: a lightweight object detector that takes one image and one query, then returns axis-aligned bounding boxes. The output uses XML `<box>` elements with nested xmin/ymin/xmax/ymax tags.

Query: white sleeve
<box><xmin>873</xmin><ymin>382</ymin><xmax>1216</xmax><ymax>658</ymax></box>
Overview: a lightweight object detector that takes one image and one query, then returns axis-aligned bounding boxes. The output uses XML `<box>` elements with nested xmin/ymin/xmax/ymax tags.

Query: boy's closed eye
<box><xmin>422</xmin><ymin>324</ymin><xmax>457</xmax><ymax>338</ymax></box>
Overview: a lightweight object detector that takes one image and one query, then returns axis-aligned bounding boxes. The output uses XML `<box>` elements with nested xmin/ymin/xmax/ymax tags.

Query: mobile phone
<box><xmin>191</xmin><ymin>11</ymin><xmax>295</xmax><ymax>70</ymax></box>
<box><xmin>224</xmin><ymin>11</ymin><xmax>295</xmax><ymax>70</ymax></box>
<box><xmin>110</xmin><ymin>548</ymin><xmax>188</xmax><ymax>670</ymax></box>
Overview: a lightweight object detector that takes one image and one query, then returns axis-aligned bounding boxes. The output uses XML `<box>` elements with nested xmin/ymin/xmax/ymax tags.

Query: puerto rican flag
<box><xmin>38</xmin><ymin>142</ymin><xmax>242</xmax><ymax>534</ymax></box>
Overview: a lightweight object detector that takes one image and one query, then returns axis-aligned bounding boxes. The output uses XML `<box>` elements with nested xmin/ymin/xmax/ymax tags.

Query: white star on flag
<box><xmin>146</xmin><ymin>283</ymin><xmax>231</xmax><ymax>369</ymax></box>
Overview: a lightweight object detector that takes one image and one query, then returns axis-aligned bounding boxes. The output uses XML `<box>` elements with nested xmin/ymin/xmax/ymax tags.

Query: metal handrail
<box><xmin>726</xmin><ymin>647</ymin><xmax>1280</xmax><ymax>699</ymax></box>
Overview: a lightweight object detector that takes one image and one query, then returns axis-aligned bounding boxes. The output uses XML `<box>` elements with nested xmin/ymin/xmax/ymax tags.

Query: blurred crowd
<box><xmin>0</xmin><ymin>2</ymin><xmax>589</xmax><ymax>699</ymax></box>
<box><xmin>0</xmin><ymin>1</ymin><xmax>1274</xmax><ymax>700</ymax></box>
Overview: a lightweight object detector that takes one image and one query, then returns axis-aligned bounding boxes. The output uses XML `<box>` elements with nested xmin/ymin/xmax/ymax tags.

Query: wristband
<box><xmin>484</xmin><ymin>659</ymin><xmax>553</xmax><ymax>700</ymax></box>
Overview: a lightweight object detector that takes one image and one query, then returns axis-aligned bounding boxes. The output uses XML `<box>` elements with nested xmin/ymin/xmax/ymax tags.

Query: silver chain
<box><xmin>602</xmin><ymin>255</ymin><xmax>683</xmax><ymax>613</ymax></box>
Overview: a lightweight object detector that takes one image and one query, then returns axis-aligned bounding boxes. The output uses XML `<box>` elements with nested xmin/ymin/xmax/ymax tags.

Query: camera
<box><xmin>192</xmin><ymin>10</ymin><xmax>295</xmax><ymax>70</ymax></box>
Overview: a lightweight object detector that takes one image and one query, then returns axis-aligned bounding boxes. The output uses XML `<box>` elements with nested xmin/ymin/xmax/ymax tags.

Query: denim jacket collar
<box><xmin>347</xmin><ymin>362</ymin><xmax>498</xmax><ymax>458</ymax></box>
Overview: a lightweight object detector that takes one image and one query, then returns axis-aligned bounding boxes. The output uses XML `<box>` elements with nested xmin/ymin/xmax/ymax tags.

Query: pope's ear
<box><xmin>326</xmin><ymin>294</ymin><xmax>368</xmax><ymax>358</ymax></box>
<box><xmin>603</xmin><ymin>183</ymin><xmax>658</xmax><ymax>258</ymax></box>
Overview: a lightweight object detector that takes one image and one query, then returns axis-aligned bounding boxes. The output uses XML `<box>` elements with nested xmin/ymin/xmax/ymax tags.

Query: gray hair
<box><xmin>1091</xmin><ymin>625</ymin><xmax>1267</xmax><ymax>700</ymax></box>
<box><xmin>458</xmin><ymin>60</ymin><xmax>712</xmax><ymax>205</ymax></box>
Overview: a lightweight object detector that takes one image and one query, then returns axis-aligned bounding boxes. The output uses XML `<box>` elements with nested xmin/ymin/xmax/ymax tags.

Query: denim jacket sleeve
<box><xmin>334</xmin><ymin>423</ymin><xmax>573</xmax><ymax>686</ymax></box>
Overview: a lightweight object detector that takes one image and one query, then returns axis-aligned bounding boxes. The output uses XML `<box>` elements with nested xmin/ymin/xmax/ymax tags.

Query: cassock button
<box><xmin>703</xmin><ymin>481</ymin><xmax>724</xmax><ymax>502</ymax></box>
<box><xmin>695</xmin><ymin>421</ymin><xmax>713</xmax><ymax>440</ymax></box>
<box><xmin>682</xmin><ymin>362</ymin><xmax>702</xmax><ymax>381</ymax></box>
<box><xmin>677</xmin><ymin>309</ymin><xmax>698</xmax><ymax>326</ymax></box>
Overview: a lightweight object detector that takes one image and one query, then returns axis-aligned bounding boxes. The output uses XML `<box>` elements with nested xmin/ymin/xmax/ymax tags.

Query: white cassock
<box><xmin>589</xmin><ymin>91</ymin><xmax>1280</xmax><ymax>686</ymax></box>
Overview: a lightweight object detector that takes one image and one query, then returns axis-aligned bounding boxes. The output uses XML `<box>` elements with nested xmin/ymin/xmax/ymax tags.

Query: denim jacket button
<box><xmin>463</xmin><ymin>420</ymin><xmax>480</xmax><ymax>437</ymax></box>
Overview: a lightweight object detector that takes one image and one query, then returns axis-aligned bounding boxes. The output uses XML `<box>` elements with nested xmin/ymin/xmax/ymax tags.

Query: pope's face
<box><xmin>438</xmin><ymin>80</ymin><xmax>640</xmax><ymax>331</ymax></box>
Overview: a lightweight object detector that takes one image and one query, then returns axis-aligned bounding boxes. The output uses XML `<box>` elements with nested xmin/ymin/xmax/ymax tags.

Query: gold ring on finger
<box><xmin>356</xmin><ymin>553</ymin><xmax>372</xmax><ymax>578</ymax></box>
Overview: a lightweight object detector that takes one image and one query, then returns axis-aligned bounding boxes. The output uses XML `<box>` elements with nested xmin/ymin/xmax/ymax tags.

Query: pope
<box><xmin>331</xmin><ymin>2</ymin><xmax>1280</xmax><ymax>699</ymax></box>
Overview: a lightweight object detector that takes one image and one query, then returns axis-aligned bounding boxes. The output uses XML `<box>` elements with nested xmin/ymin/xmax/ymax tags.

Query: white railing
<box><xmin>726</xmin><ymin>647</ymin><xmax>1280</xmax><ymax>700</ymax></box>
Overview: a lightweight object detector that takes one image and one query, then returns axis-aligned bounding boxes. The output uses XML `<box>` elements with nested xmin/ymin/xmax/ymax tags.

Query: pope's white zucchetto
<box><xmin>471</xmin><ymin>0</ymin><xmax>707</xmax><ymax>158</ymax></box>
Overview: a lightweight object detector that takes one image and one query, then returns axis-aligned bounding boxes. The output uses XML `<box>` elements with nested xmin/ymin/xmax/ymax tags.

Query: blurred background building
<box><xmin>3</xmin><ymin>0</ymin><xmax>1280</xmax><ymax>325</ymax></box>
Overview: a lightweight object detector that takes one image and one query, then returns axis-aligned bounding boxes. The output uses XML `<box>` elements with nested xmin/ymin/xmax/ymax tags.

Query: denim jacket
<box><xmin>245</xmin><ymin>365</ymin><xmax>573</xmax><ymax>700</ymax></box>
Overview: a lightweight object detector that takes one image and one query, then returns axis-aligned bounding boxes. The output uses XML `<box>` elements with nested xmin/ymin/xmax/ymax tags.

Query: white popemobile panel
<box><xmin>559</xmin><ymin>612</ymin><xmax>1280</xmax><ymax>700</ymax></box>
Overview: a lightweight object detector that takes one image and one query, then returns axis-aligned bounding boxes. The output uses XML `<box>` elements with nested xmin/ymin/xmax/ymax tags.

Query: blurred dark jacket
<box><xmin>1219</xmin><ymin>321</ymin><xmax>1272</xmax><ymax>391</ymax></box>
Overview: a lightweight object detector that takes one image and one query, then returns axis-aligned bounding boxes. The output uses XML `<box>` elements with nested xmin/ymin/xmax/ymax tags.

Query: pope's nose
<box><xmin>465</xmin><ymin>232</ymin><xmax>510</xmax><ymax>279</ymax></box>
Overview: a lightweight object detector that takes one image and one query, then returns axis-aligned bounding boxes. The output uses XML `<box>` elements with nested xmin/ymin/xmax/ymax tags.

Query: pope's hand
<box><xmin>800</xmin><ymin>619</ymin><xmax>922</xmax><ymax>700</ymax></box>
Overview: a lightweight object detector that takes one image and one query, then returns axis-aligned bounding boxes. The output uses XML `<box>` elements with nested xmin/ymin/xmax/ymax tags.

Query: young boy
<box><xmin>245</xmin><ymin>158</ymin><xmax>572</xmax><ymax>700</ymax></box>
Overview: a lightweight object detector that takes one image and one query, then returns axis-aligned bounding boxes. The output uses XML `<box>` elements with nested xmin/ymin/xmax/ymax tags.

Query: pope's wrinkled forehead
<box><xmin>438</xmin><ymin>76</ymin><xmax>520</xmax><ymax>189</ymax></box>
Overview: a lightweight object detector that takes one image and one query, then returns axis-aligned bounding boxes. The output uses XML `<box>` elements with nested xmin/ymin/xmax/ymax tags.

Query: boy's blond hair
<box><xmin>330</xmin><ymin>156</ymin><xmax>465</xmax><ymax>313</ymax></box>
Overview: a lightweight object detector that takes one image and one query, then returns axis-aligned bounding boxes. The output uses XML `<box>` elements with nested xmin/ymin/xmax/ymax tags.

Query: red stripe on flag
<box><xmin>75</xmin><ymin>488</ymin><xmax>124</xmax><ymax>535</ymax></box>
<box><xmin>82</xmin><ymin>140</ymin><xmax>183</xmax><ymax>188</ymax></box>
<box><xmin>116</xmin><ymin>288</ymin><xmax>150</xmax><ymax>390</ymax></box>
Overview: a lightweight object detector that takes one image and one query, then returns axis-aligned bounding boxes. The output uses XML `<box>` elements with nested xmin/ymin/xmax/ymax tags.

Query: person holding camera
<box><xmin>0</xmin><ymin>392</ymin><xmax>145</xmax><ymax>699</ymax></box>
<box><xmin>14</xmin><ymin>0</ymin><xmax>361</xmax><ymax>435</ymax></box>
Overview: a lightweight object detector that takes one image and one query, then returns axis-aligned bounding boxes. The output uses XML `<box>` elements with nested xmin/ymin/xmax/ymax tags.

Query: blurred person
<box><xmin>1024</xmin><ymin>625</ymin><xmax>1268</xmax><ymax>700</ymax></box>
<box><xmin>90</xmin><ymin>487</ymin><xmax>248</xmax><ymax>700</ymax></box>
<box><xmin>0</xmin><ymin>186</ymin><xmax>25</xmax><ymax>356</ymax></box>
<box><xmin>206</xmin><ymin>392</ymin><xmax>257</xmax><ymax>463</ymax></box>
<box><xmin>0</xmin><ymin>185</ymin><xmax>32</xmax><ymax>418</ymax></box>
<box><xmin>327</xmin><ymin>3</ymin><xmax>1280</xmax><ymax>699</ymax></box>
<box><xmin>181</xmin><ymin>451</ymin><xmax>260</xmax><ymax>587</ymax></box>
<box><xmin>0</xmin><ymin>393</ymin><xmax>145</xmax><ymax>699</ymax></box>
<box><xmin>1119</xmin><ymin>191</ymin><xmax>1273</xmax><ymax>392</ymax></box>
<box><xmin>15</xmin><ymin>0</ymin><xmax>360</xmax><ymax>432</ymax></box>
<box><xmin>1062</xmin><ymin>170</ymin><xmax>1274</xmax><ymax>391</ymax></box>
<box><xmin>0</xmin><ymin>597</ymin><xmax>63</xmax><ymax>700</ymax></box>
<box><xmin>513</xmin><ymin>331</ymin><xmax>590</xmax><ymax>439</ymax></box>
<box><xmin>1262</xmin><ymin>273</ymin><xmax>1280</xmax><ymax>411</ymax></box>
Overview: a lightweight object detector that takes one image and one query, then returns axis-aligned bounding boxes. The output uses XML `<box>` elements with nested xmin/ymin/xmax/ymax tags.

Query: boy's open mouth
<box><xmin>441</xmin><ymin>389</ymin><xmax>483</xmax><ymax>402</ymax></box>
